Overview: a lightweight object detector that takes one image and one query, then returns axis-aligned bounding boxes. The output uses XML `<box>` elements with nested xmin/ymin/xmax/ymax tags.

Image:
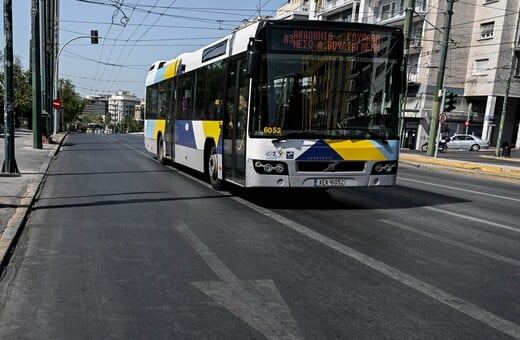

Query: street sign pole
<box><xmin>434</xmin><ymin>89</ymin><xmax>446</xmax><ymax>158</ymax></box>
<box><xmin>465</xmin><ymin>103</ymin><xmax>472</xmax><ymax>135</ymax></box>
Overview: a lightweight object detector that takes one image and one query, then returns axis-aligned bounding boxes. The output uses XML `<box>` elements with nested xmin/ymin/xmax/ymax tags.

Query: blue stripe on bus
<box><xmin>144</xmin><ymin>120</ymin><xmax>156</xmax><ymax>139</ymax></box>
<box><xmin>297</xmin><ymin>140</ymin><xmax>342</xmax><ymax>161</ymax></box>
<box><xmin>154</xmin><ymin>67</ymin><xmax>167</xmax><ymax>83</ymax></box>
<box><xmin>175</xmin><ymin>120</ymin><xmax>197</xmax><ymax>149</ymax></box>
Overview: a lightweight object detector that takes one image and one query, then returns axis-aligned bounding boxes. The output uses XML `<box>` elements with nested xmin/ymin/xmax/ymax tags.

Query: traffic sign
<box><xmin>53</xmin><ymin>99</ymin><xmax>61</xmax><ymax>109</ymax></box>
<box><xmin>440</xmin><ymin>112</ymin><xmax>448</xmax><ymax>123</ymax></box>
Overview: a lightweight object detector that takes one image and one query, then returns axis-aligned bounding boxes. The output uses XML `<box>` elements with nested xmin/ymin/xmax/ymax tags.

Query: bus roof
<box><xmin>146</xmin><ymin>20</ymin><xmax>262</xmax><ymax>87</ymax></box>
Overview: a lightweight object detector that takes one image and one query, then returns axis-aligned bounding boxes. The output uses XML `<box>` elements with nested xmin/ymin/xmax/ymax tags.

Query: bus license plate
<box><xmin>315</xmin><ymin>178</ymin><xmax>345</xmax><ymax>187</ymax></box>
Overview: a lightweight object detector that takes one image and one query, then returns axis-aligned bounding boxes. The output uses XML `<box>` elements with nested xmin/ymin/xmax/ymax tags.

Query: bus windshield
<box><xmin>250</xmin><ymin>52</ymin><xmax>401</xmax><ymax>141</ymax></box>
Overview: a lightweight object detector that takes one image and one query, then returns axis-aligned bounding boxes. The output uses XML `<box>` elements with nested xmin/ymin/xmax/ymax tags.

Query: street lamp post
<box><xmin>53</xmin><ymin>32</ymin><xmax>98</xmax><ymax>134</ymax></box>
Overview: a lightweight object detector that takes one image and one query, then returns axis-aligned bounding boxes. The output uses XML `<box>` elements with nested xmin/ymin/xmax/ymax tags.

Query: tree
<box><xmin>123</xmin><ymin>114</ymin><xmax>141</xmax><ymax>133</ymax></box>
<box><xmin>58</xmin><ymin>78</ymin><xmax>84</xmax><ymax>127</ymax></box>
<box><xmin>0</xmin><ymin>53</ymin><xmax>32</xmax><ymax>128</ymax></box>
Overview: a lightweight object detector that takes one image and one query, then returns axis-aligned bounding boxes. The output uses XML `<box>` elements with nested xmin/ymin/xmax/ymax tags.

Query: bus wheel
<box><xmin>207</xmin><ymin>144</ymin><xmax>222</xmax><ymax>190</ymax></box>
<box><xmin>157</xmin><ymin>135</ymin><xmax>166</xmax><ymax>164</ymax></box>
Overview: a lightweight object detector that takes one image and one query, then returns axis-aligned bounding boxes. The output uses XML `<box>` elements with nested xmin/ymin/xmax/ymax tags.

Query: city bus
<box><xmin>144</xmin><ymin>19</ymin><xmax>404</xmax><ymax>190</ymax></box>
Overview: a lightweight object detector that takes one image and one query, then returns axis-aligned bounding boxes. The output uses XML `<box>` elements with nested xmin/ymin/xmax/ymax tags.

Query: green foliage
<box><xmin>72</xmin><ymin>112</ymin><xmax>104</xmax><ymax>131</ymax></box>
<box><xmin>1</xmin><ymin>53</ymin><xmax>84</xmax><ymax>130</ymax></box>
<box><xmin>0</xmin><ymin>55</ymin><xmax>32</xmax><ymax>127</ymax></box>
<box><xmin>58</xmin><ymin>78</ymin><xmax>84</xmax><ymax>124</ymax></box>
<box><xmin>123</xmin><ymin>114</ymin><xmax>142</xmax><ymax>133</ymax></box>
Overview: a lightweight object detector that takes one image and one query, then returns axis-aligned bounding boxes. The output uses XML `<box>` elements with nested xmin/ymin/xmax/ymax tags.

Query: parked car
<box><xmin>446</xmin><ymin>134</ymin><xmax>490</xmax><ymax>151</ymax></box>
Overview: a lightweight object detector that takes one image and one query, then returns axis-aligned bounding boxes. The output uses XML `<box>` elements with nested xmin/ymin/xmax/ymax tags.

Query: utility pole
<box><xmin>32</xmin><ymin>0</ymin><xmax>43</xmax><ymax>149</ymax></box>
<box><xmin>2</xmin><ymin>0</ymin><xmax>19</xmax><ymax>175</ymax></box>
<box><xmin>426</xmin><ymin>0</ymin><xmax>455</xmax><ymax>157</ymax></box>
<box><xmin>399</xmin><ymin>0</ymin><xmax>415</xmax><ymax>147</ymax></box>
<box><xmin>41</xmin><ymin>0</ymin><xmax>57</xmax><ymax>139</ymax></box>
<box><xmin>495</xmin><ymin>4</ymin><xmax>520</xmax><ymax>157</ymax></box>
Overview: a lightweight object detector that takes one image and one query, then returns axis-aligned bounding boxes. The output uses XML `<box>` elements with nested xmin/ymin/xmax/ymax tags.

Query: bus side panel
<box><xmin>144</xmin><ymin>119</ymin><xmax>165</xmax><ymax>155</ymax></box>
<box><xmin>174</xmin><ymin>120</ymin><xmax>223</xmax><ymax>175</ymax></box>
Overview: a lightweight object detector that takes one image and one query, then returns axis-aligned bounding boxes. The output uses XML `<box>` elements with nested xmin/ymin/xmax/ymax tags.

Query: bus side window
<box><xmin>194</xmin><ymin>67</ymin><xmax>207</xmax><ymax>120</ymax></box>
<box><xmin>178</xmin><ymin>74</ymin><xmax>193</xmax><ymax>120</ymax></box>
<box><xmin>205</xmin><ymin>61</ymin><xmax>225</xmax><ymax>120</ymax></box>
<box><xmin>224</xmin><ymin>61</ymin><xmax>237</xmax><ymax>134</ymax></box>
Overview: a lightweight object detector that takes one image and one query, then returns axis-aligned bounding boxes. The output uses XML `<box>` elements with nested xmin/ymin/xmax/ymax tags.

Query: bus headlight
<box><xmin>253</xmin><ymin>160</ymin><xmax>288</xmax><ymax>175</ymax></box>
<box><xmin>371</xmin><ymin>161</ymin><xmax>397</xmax><ymax>175</ymax></box>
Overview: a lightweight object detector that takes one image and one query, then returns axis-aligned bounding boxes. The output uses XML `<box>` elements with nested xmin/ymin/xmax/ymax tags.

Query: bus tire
<box><xmin>157</xmin><ymin>134</ymin><xmax>166</xmax><ymax>164</ymax></box>
<box><xmin>207</xmin><ymin>144</ymin><xmax>223</xmax><ymax>190</ymax></box>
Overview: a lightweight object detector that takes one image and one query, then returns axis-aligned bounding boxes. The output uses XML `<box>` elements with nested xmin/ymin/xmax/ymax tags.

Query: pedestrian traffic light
<box><xmin>444</xmin><ymin>91</ymin><xmax>457</xmax><ymax>112</ymax></box>
<box><xmin>91</xmin><ymin>30</ymin><xmax>98</xmax><ymax>44</ymax></box>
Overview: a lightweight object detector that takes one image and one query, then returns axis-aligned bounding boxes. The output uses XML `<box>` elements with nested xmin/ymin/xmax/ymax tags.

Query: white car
<box><xmin>446</xmin><ymin>134</ymin><xmax>490</xmax><ymax>151</ymax></box>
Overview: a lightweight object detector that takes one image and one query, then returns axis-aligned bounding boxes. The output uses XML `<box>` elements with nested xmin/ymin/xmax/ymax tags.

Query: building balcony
<box><xmin>320</xmin><ymin>0</ymin><xmax>354</xmax><ymax>12</ymax></box>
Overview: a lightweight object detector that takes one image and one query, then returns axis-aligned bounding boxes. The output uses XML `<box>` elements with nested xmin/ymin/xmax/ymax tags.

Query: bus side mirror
<box><xmin>246</xmin><ymin>49</ymin><xmax>261</xmax><ymax>78</ymax></box>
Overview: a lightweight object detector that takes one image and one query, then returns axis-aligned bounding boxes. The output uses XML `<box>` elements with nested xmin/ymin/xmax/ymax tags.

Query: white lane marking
<box><xmin>399</xmin><ymin>177</ymin><xmax>520</xmax><ymax>202</ymax></box>
<box><xmin>231</xmin><ymin>196</ymin><xmax>520</xmax><ymax>339</ymax></box>
<box><xmin>380</xmin><ymin>219</ymin><xmax>520</xmax><ymax>267</ymax></box>
<box><xmin>424</xmin><ymin>206</ymin><xmax>519</xmax><ymax>233</ymax></box>
<box><xmin>173</xmin><ymin>220</ymin><xmax>302</xmax><ymax>340</ymax></box>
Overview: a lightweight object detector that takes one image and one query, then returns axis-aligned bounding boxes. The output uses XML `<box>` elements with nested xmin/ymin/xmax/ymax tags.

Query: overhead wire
<box><xmin>65</xmin><ymin>0</ymin><xmax>285</xmax><ymax>97</ymax></box>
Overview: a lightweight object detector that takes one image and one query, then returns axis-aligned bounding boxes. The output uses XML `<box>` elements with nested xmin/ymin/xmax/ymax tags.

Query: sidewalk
<box><xmin>399</xmin><ymin>148</ymin><xmax>520</xmax><ymax>183</ymax></box>
<box><xmin>0</xmin><ymin>129</ymin><xmax>66</xmax><ymax>267</ymax></box>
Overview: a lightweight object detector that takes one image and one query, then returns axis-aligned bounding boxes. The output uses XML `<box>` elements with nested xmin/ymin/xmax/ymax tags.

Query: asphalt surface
<box><xmin>1</xmin><ymin>129</ymin><xmax>519</xmax><ymax>269</ymax></box>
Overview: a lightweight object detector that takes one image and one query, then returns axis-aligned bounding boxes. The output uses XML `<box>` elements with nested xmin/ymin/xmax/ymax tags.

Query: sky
<box><xmin>2</xmin><ymin>0</ymin><xmax>288</xmax><ymax>100</ymax></box>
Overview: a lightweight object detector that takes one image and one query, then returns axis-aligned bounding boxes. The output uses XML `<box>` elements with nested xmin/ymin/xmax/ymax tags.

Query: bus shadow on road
<box><xmin>232</xmin><ymin>185</ymin><xmax>469</xmax><ymax>210</ymax></box>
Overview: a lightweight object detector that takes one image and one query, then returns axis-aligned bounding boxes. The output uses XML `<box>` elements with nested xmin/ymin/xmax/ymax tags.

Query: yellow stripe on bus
<box><xmin>154</xmin><ymin>119</ymin><xmax>166</xmax><ymax>139</ymax></box>
<box><xmin>165</xmin><ymin>58</ymin><xmax>181</xmax><ymax>80</ymax></box>
<box><xmin>202</xmin><ymin>121</ymin><xmax>222</xmax><ymax>145</ymax></box>
<box><xmin>324</xmin><ymin>140</ymin><xmax>387</xmax><ymax>161</ymax></box>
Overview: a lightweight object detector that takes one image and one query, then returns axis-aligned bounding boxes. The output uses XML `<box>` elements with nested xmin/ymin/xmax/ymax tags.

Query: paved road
<box><xmin>1</xmin><ymin>132</ymin><xmax>519</xmax><ymax>339</ymax></box>
<box><xmin>1</xmin><ymin>130</ymin><xmax>519</xmax><ymax>270</ymax></box>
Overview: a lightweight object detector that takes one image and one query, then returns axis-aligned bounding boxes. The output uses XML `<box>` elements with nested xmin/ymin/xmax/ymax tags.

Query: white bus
<box><xmin>144</xmin><ymin>19</ymin><xmax>404</xmax><ymax>190</ymax></box>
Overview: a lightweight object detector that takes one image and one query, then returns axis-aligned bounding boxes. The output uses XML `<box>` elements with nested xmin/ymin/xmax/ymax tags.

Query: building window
<box><xmin>379</xmin><ymin>1</ymin><xmax>404</xmax><ymax>20</ymax></box>
<box><xmin>473</xmin><ymin>58</ymin><xmax>489</xmax><ymax>75</ymax></box>
<box><xmin>410</xmin><ymin>23</ymin><xmax>423</xmax><ymax>47</ymax></box>
<box><xmin>480</xmin><ymin>22</ymin><xmax>494</xmax><ymax>39</ymax></box>
<box><xmin>514</xmin><ymin>56</ymin><xmax>520</xmax><ymax>77</ymax></box>
<box><xmin>328</xmin><ymin>8</ymin><xmax>353</xmax><ymax>22</ymax></box>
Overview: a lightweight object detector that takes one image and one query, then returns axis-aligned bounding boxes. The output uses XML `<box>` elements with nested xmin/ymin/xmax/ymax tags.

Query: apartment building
<box><xmin>83</xmin><ymin>94</ymin><xmax>110</xmax><ymax>118</ymax></box>
<box><xmin>107</xmin><ymin>90</ymin><xmax>141</xmax><ymax>127</ymax></box>
<box><xmin>277</xmin><ymin>0</ymin><xmax>520</xmax><ymax>149</ymax></box>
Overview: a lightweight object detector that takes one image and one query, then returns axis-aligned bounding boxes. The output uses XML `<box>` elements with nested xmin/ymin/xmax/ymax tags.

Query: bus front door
<box><xmin>223</xmin><ymin>60</ymin><xmax>247</xmax><ymax>185</ymax></box>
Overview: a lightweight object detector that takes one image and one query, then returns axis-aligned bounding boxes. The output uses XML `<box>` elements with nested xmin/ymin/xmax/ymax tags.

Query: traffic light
<box><xmin>444</xmin><ymin>91</ymin><xmax>457</xmax><ymax>112</ymax></box>
<box><xmin>91</xmin><ymin>30</ymin><xmax>98</xmax><ymax>44</ymax></box>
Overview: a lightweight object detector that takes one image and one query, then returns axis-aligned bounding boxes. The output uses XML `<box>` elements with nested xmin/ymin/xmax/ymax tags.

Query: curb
<box><xmin>399</xmin><ymin>154</ymin><xmax>520</xmax><ymax>183</ymax></box>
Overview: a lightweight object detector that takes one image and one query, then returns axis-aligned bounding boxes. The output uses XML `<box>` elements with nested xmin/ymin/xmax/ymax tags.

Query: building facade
<box><xmin>277</xmin><ymin>0</ymin><xmax>520</xmax><ymax>149</ymax></box>
<box><xmin>83</xmin><ymin>94</ymin><xmax>110</xmax><ymax>118</ymax></box>
<box><xmin>107</xmin><ymin>90</ymin><xmax>141</xmax><ymax>131</ymax></box>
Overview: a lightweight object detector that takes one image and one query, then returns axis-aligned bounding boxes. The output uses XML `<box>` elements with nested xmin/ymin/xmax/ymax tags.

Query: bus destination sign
<box><xmin>270</xmin><ymin>28</ymin><xmax>382</xmax><ymax>54</ymax></box>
